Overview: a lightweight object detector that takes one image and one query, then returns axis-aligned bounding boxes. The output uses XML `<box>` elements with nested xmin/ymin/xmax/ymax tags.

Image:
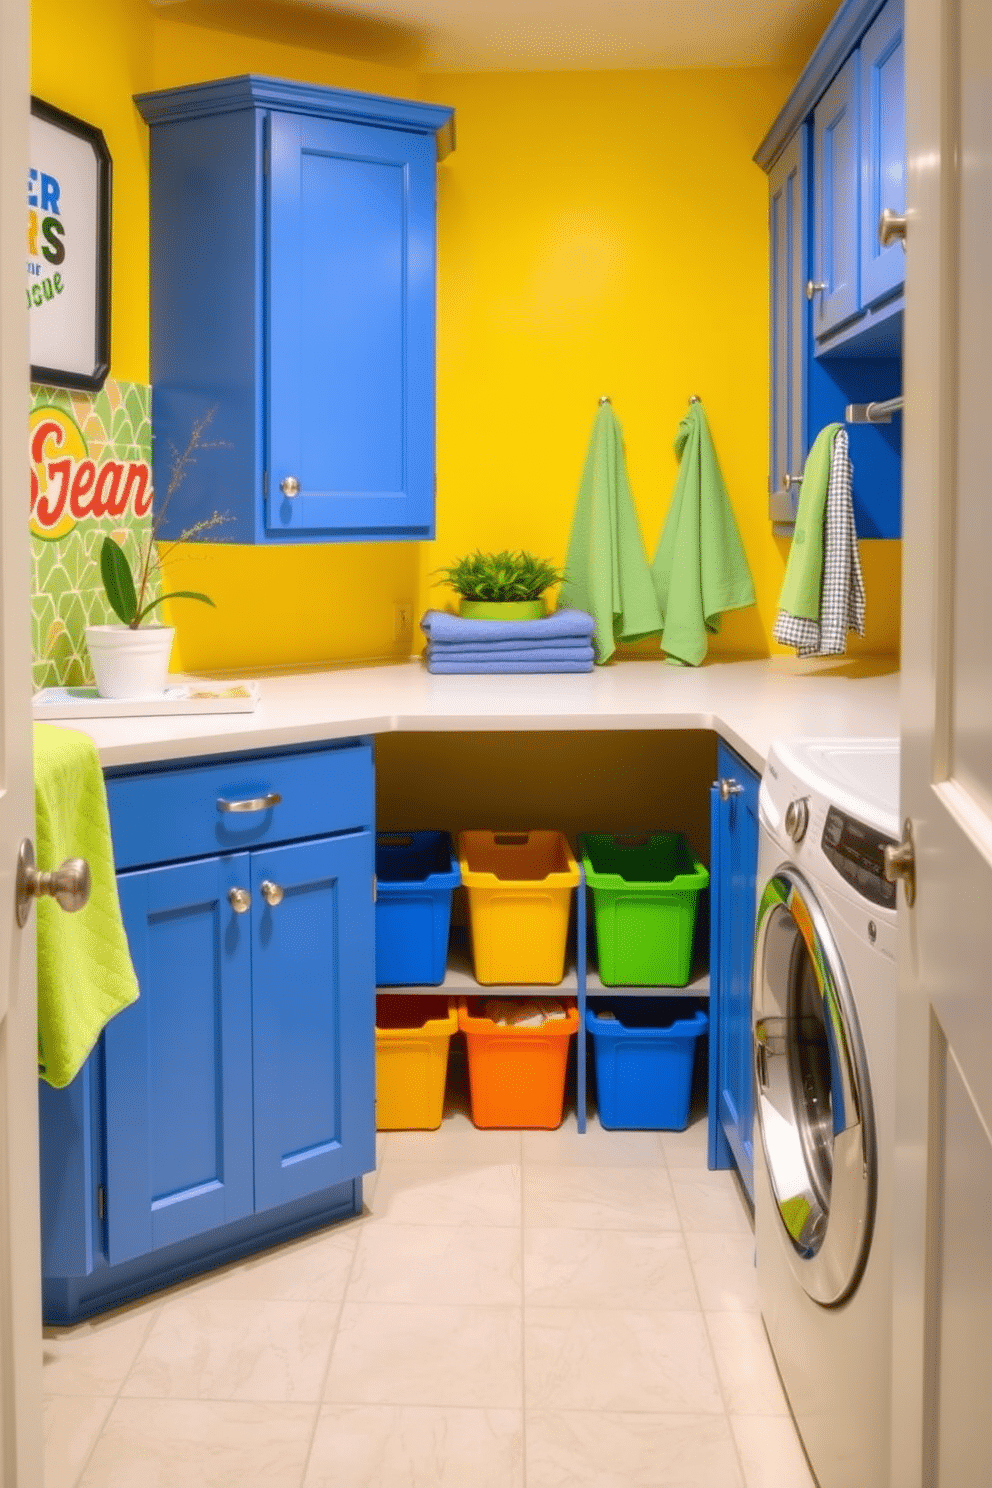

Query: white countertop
<box><xmin>51</xmin><ymin>655</ymin><xmax>901</xmax><ymax>775</ymax></box>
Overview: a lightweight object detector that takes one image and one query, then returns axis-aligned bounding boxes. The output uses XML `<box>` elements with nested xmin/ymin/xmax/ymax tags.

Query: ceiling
<box><xmin>153</xmin><ymin>0</ymin><xmax>841</xmax><ymax>73</ymax></box>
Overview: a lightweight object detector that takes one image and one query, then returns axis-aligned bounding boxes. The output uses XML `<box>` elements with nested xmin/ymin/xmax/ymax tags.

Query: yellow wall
<box><xmin>428</xmin><ymin>67</ymin><xmax>783</xmax><ymax>659</ymax></box>
<box><xmin>30</xmin><ymin>1</ymin><xmax>901</xmax><ymax>673</ymax></box>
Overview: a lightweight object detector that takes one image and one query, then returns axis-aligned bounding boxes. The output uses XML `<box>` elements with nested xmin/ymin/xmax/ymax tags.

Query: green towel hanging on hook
<box><xmin>651</xmin><ymin>399</ymin><xmax>756</xmax><ymax>666</ymax></box>
<box><xmin>557</xmin><ymin>400</ymin><xmax>662</xmax><ymax>664</ymax></box>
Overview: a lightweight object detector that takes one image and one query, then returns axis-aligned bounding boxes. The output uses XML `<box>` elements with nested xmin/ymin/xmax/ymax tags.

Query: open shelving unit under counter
<box><xmin>375</xmin><ymin>868</ymin><xmax>711</xmax><ymax>1133</ymax></box>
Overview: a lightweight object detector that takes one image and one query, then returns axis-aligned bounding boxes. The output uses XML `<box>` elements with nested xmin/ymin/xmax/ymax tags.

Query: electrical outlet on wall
<box><xmin>393</xmin><ymin>601</ymin><xmax>413</xmax><ymax>642</ymax></box>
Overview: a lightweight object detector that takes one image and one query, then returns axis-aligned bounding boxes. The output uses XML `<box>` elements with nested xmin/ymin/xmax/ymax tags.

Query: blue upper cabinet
<box><xmin>134</xmin><ymin>76</ymin><xmax>455</xmax><ymax>544</ymax></box>
<box><xmin>813</xmin><ymin>54</ymin><xmax>862</xmax><ymax>338</ymax></box>
<box><xmin>860</xmin><ymin>0</ymin><xmax>905</xmax><ymax>308</ymax></box>
<box><xmin>768</xmin><ymin>126</ymin><xmax>809</xmax><ymax>525</ymax></box>
<box><xmin>755</xmin><ymin>0</ymin><xmax>904</xmax><ymax>538</ymax></box>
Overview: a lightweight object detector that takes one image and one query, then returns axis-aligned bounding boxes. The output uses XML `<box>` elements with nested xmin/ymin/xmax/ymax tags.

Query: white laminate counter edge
<box><xmin>44</xmin><ymin>658</ymin><xmax>901</xmax><ymax>777</ymax></box>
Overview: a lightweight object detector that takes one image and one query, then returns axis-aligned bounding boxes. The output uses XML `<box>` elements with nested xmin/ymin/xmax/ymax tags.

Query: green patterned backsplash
<box><xmin>30</xmin><ymin>379</ymin><xmax>160</xmax><ymax>689</ymax></box>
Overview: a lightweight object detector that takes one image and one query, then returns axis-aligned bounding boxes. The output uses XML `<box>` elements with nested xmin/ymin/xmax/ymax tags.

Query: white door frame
<box><xmin>893</xmin><ymin>0</ymin><xmax>992</xmax><ymax>1482</ymax></box>
<box><xmin>0</xmin><ymin>0</ymin><xmax>44</xmax><ymax>1480</ymax></box>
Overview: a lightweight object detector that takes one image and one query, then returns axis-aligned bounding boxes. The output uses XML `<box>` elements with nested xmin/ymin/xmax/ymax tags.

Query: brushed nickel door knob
<box><xmin>883</xmin><ymin>819</ymin><xmax>916</xmax><ymax>906</ymax></box>
<box><xmin>16</xmin><ymin>839</ymin><xmax>90</xmax><ymax>927</ymax></box>
<box><xmin>878</xmin><ymin>208</ymin><xmax>908</xmax><ymax>249</ymax></box>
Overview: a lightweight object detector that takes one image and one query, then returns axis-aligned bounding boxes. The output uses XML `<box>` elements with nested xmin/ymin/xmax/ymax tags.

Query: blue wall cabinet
<box><xmin>859</xmin><ymin>0</ymin><xmax>905</xmax><ymax>308</ymax></box>
<box><xmin>813</xmin><ymin>54</ymin><xmax>861</xmax><ymax>339</ymax></box>
<box><xmin>708</xmin><ymin>743</ymin><xmax>760</xmax><ymax>1202</ymax></box>
<box><xmin>768</xmin><ymin>125</ymin><xmax>809</xmax><ymax>527</ymax></box>
<box><xmin>39</xmin><ymin>740</ymin><xmax>376</xmax><ymax>1324</ymax></box>
<box><xmin>134</xmin><ymin>77</ymin><xmax>455</xmax><ymax>545</ymax></box>
<box><xmin>755</xmin><ymin>0</ymin><xmax>904</xmax><ymax>538</ymax></box>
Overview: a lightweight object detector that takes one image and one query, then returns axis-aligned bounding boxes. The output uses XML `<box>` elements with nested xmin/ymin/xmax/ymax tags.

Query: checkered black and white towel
<box><xmin>773</xmin><ymin>427</ymin><xmax>865</xmax><ymax>656</ymax></box>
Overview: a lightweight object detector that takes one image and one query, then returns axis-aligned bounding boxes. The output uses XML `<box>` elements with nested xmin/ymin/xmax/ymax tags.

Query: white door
<box><xmin>0</xmin><ymin>0</ymin><xmax>44</xmax><ymax>1480</ymax></box>
<box><xmin>892</xmin><ymin>0</ymin><xmax>992</xmax><ymax>1483</ymax></box>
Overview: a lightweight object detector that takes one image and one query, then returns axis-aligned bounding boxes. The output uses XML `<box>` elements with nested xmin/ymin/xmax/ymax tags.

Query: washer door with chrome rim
<box><xmin>753</xmin><ymin>865</ymin><xmax>876</xmax><ymax>1305</ymax></box>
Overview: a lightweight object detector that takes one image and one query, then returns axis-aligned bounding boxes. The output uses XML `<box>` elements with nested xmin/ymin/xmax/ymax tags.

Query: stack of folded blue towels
<box><xmin>420</xmin><ymin>608</ymin><xmax>596</xmax><ymax>674</ymax></box>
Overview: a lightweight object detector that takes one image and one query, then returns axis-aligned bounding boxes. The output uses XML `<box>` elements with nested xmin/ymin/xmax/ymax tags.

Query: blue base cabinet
<box><xmin>39</xmin><ymin>739</ymin><xmax>376</xmax><ymax>1324</ymax></box>
<box><xmin>134</xmin><ymin>77</ymin><xmax>455</xmax><ymax>545</ymax></box>
<box><xmin>708</xmin><ymin>742</ymin><xmax>760</xmax><ymax>1203</ymax></box>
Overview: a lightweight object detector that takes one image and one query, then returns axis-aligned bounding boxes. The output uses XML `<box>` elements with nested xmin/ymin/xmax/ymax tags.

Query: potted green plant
<box><xmin>85</xmin><ymin>409</ymin><xmax>229</xmax><ymax>699</ymax></box>
<box><xmin>435</xmin><ymin>549</ymin><xmax>566</xmax><ymax>621</ymax></box>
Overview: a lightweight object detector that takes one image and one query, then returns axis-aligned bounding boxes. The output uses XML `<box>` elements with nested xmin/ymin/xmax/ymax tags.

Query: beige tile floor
<box><xmin>42</xmin><ymin>1054</ymin><xmax>817</xmax><ymax>1488</ymax></box>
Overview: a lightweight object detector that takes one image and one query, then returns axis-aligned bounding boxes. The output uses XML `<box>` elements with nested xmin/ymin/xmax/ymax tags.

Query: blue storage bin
<box><xmin>375</xmin><ymin>831</ymin><xmax>460</xmax><ymax>986</ymax></box>
<box><xmin>586</xmin><ymin>998</ymin><xmax>708</xmax><ymax>1130</ymax></box>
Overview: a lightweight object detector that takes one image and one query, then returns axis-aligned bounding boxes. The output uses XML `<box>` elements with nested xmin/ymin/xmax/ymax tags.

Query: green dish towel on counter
<box><xmin>34</xmin><ymin>724</ymin><xmax>139</xmax><ymax>1089</ymax></box>
<box><xmin>775</xmin><ymin>422</ymin><xmax>841</xmax><ymax>621</ymax></box>
<box><xmin>557</xmin><ymin>402</ymin><xmax>662</xmax><ymax>664</ymax></box>
<box><xmin>650</xmin><ymin>401</ymin><xmax>756</xmax><ymax>667</ymax></box>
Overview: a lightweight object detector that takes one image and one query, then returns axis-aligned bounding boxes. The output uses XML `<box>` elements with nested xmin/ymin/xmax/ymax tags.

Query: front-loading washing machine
<box><xmin>752</xmin><ymin>737</ymin><xmax>899</xmax><ymax>1488</ymax></box>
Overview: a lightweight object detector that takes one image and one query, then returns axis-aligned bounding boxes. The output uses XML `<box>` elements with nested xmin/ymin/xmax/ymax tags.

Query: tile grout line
<box><xmin>295</xmin><ymin>1184</ymin><xmax>376</xmax><ymax>1487</ymax></box>
<box><xmin>665</xmin><ymin>1147</ymin><xmax>752</xmax><ymax>1488</ymax></box>
<box><xmin>53</xmin><ymin>1297</ymin><xmax>163</xmax><ymax>1488</ymax></box>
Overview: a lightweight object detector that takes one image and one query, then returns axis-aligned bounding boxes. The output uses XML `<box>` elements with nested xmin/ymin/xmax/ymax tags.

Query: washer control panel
<box><xmin>821</xmin><ymin>807</ymin><xmax>898</xmax><ymax>908</ymax></box>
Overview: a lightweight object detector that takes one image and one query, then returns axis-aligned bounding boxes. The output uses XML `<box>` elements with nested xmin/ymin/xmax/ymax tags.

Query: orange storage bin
<box><xmin>457</xmin><ymin>830</ymin><xmax>580</xmax><ymax>985</ymax></box>
<box><xmin>457</xmin><ymin>997</ymin><xmax>579</xmax><ymax>1129</ymax></box>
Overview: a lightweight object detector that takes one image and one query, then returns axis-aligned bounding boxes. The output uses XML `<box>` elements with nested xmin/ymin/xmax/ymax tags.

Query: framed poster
<box><xmin>28</xmin><ymin>98</ymin><xmax>112</xmax><ymax>391</ymax></box>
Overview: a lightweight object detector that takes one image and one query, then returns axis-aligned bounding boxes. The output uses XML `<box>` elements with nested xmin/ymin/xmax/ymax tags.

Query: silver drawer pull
<box><xmin>217</xmin><ymin>792</ymin><xmax>282</xmax><ymax>814</ymax></box>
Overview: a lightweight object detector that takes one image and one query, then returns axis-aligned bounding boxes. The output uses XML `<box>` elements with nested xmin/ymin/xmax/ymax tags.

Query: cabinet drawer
<box><xmin>106</xmin><ymin>741</ymin><xmax>374</xmax><ymax>870</ymax></box>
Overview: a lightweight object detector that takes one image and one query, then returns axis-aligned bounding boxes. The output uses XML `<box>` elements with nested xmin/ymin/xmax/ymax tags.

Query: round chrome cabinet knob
<box><xmin>784</xmin><ymin>797</ymin><xmax>809</xmax><ymax>843</ymax></box>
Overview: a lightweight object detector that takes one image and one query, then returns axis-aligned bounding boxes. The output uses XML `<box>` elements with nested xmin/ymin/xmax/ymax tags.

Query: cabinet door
<box><xmin>711</xmin><ymin>746</ymin><xmax>759</xmax><ymax>1201</ymax></box>
<box><xmin>768</xmin><ymin>125</ymin><xmax>808</xmax><ymax>525</ymax></box>
<box><xmin>860</xmin><ymin>0</ymin><xmax>905</xmax><ymax>308</ymax></box>
<box><xmin>105</xmin><ymin>855</ymin><xmax>254</xmax><ymax>1265</ymax></box>
<box><xmin>251</xmin><ymin>830</ymin><xmax>375</xmax><ymax>1211</ymax></box>
<box><xmin>267</xmin><ymin>113</ymin><xmax>437</xmax><ymax>541</ymax></box>
<box><xmin>813</xmin><ymin>53</ymin><xmax>861</xmax><ymax>338</ymax></box>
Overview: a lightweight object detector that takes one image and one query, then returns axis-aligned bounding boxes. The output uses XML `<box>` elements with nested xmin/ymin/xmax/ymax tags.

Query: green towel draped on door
<box><xmin>34</xmin><ymin>724</ymin><xmax>139</xmax><ymax>1088</ymax></box>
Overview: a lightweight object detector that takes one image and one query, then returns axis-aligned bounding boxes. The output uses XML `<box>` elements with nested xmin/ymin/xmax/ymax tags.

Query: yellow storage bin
<box><xmin>375</xmin><ymin>996</ymin><xmax>457</xmax><ymax>1130</ymax></box>
<box><xmin>457</xmin><ymin>830</ymin><xmax>580</xmax><ymax>985</ymax></box>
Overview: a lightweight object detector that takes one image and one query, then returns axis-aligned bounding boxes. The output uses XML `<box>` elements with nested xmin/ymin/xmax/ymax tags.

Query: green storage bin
<box><xmin>580</xmin><ymin>832</ymin><xmax>709</xmax><ymax>987</ymax></box>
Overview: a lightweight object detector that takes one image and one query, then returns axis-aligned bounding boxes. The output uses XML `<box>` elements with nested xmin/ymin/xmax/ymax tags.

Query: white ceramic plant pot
<box><xmin>85</xmin><ymin>625</ymin><xmax>175</xmax><ymax>700</ymax></box>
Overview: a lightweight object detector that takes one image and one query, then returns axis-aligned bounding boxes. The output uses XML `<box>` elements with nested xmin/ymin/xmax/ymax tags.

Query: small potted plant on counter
<box><xmin>435</xmin><ymin>549</ymin><xmax>566</xmax><ymax>620</ymax></box>
<box><xmin>85</xmin><ymin>408</ymin><xmax>229</xmax><ymax>699</ymax></box>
